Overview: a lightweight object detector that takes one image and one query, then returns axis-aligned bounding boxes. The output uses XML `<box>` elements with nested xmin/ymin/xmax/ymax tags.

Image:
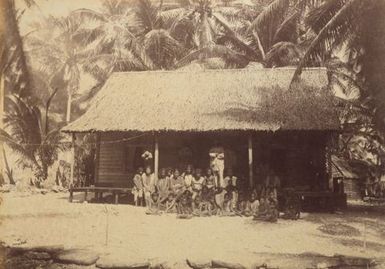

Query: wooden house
<box><xmin>62</xmin><ymin>68</ymin><xmax>344</xmax><ymax>207</ymax></box>
<box><xmin>332</xmin><ymin>155</ymin><xmax>363</xmax><ymax>201</ymax></box>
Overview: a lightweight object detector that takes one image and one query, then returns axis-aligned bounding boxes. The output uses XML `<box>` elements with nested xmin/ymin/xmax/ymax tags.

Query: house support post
<box><xmin>70</xmin><ymin>133</ymin><xmax>76</xmax><ymax>188</ymax></box>
<box><xmin>248</xmin><ymin>134</ymin><xmax>253</xmax><ymax>188</ymax></box>
<box><xmin>154</xmin><ymin>134</ymin><xmax>159</xmax><ymax>181</ymax></box>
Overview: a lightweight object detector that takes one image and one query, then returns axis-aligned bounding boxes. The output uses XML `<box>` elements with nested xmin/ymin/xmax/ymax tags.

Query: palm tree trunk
<box><xmin>252</xmin><ymin>30</ymin><xmax>265</xmax><ymax>60</ymax></box>
<box><xmin>66</xmin><ymin>93</ymin><xmax>72</xmax><ymax>123</ymax></box>
<box><xmin>2</xmin><ymin>0</ymin><xmax>31</xmax><ymax>97</ymax></box>
<box><xmin>0</xmin><ymin>75</ymin><xmax>4</xmax><ymax>185</ymax></box>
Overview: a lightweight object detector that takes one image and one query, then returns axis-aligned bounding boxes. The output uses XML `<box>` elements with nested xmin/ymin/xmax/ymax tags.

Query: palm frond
<box><xmin>136</xmin><ymin>0</ymin><xmax>159</xmax><ymax>32</ymax></box>
<box><xmin>248</xmin><ymin>0</ymin><xmax>289</xmax><ymax>33</ymax></box>
<box><xmin>291</xmin><ymin>0</ymin><xmax>366</xmax><ymax>84</ymax></box>
<box><xmin>83</xmin><ymin>54</ymin><xmax>115</xmax><ymax>81</ymax></box>
<box><xmin>70</xmin><ymin>8</ymin><xmax>108</xmax><ymax>23</ymax></box>
<box><xmin>176</xmin><ymin>44</ymin><xmax>248</xmax><ymax>68</ymax></box>
<box><xmin>212</xmin><ymin>12</ymin><xmax>259</xmax><ymax>60</ymax></box>
<box><xmin>0</xmin><ymin>129</ymin><xmax>38</xmax><ymax>167</ymax></box>
<box><xmin>305</xmin><ymin>0</ymin><xmax>345</xmax><ymax>33</ymax></box>
<box><xmin>159</xmin><ymin>8</ymin><xmax>188</xmax><ymax>29</ymax></box>
<box><xmin>143</xmin><ymin>29</ymin><xmax>183</xmax><ymax>69</ymax></box>
<box><xmin>273</xmin><ymin>9</ymin><xmax>299</xmax><ymax>43</ymax></box>
<box><xmin>170</xmin><ymin>15</ymin><xmax>196</xmax><ymax>49</ymax></box>
<box><xmin>5</xmin><ymin>95</ymin><xmax>41</xmax><ymax>146</ymax></box>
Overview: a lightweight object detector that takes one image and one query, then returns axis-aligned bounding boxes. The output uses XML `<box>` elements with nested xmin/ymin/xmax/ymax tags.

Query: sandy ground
<box><xmin>0</xmin><ymin>192</ymin><xmax>384</xmax><ymax>267</ymax></box>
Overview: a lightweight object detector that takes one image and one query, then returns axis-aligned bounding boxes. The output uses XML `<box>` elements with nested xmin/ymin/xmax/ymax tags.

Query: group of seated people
<box><xmin>131</xmin><ymin>165</ymin><xmax>300</xmax><ymax>221</ymax></box>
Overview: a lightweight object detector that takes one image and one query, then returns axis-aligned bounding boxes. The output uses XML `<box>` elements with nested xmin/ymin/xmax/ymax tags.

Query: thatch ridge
<box><xmin>62</xmin><ymin>68</ymin><xmax>339</xmax><ymax>133</ymax></box>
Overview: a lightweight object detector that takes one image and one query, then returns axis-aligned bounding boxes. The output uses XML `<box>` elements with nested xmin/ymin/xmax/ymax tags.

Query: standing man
<box><xmin>209</xmin><ymin>142</ymin><xmax>225</xmax><ymax>188</ymax></box>
<box><xmin>142</xmin><ymin>166</ymin><xmax>155</xmax><ymax>208</ymax></box>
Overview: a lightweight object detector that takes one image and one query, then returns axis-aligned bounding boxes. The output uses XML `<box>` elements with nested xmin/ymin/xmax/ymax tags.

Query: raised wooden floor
<box><xmin>69</xmin><ymin>186</ymin><xmax>132</xmax><ymax>204</ymax></box>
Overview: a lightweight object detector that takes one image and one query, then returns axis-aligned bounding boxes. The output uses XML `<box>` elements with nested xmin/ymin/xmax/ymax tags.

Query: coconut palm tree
<box><xmin>0</xmin><ymin>93</ymin><xmax>66</xmax><ymax>184</ymax></box>
<box><xmin>70</xmin><ymin>0</ymin><xmax>151</xmax><ymax>82</ymax></box>
<box><xmin>173</xmin><ymin>0</ymin><xmax>253</xmax><ymax>68</ymax></box>
<box><xmin>134</xmin><ymin>0</ymin><xmax>186</xmax><ymax>69</ymax></box>
<box><xmin>1</xmin><ymin>0</ymin><xmax>39</xmax><ymax>185</ymax></box>
<box><xmin>175</xmin><ymin>0</ymin><xmax>315</xmax><ymax>68</ymax></box>
<box><xmin>25</xmin><ymin>15</ymin><xmax>92</xmax><ymax>123</ymax></box>
<box><xmin>291</xmin><ymin>0</ymin><xmax>385</xmax><ymax>131</ymax></box>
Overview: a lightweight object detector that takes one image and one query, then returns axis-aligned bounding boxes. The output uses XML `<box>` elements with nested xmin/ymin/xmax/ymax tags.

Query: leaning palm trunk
<box><xmin>0</xmin><ymin>74</ymin><xmax>4</xmax><ymax>185</ymax></box>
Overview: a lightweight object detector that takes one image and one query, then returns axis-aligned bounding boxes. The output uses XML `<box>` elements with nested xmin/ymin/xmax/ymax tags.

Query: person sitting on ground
<box><xmin>165</xmin><ymin>192</ymin><xmax>177</xmax><ymax>213</ymax></box>
<box><xmin>282</xmin><ymin>188</ymin><xmax>301</xmax><ymax>220</ymax></box>
<box><xmin>205</xmin><ymin>168</ymin><xmax>216</xmax><ymax>189</ymax></box>
<box><xmin>192</xmin><ymin>168</ymin><xmax>205</xmax><ymax>200</ymax></box>
<box><xmin>247</xmin><ymin>191</ymin><xmax>260</xmax><ymax>216</ymax></box>
<box><xmin>146</xmin><ymin>191</ymin><xmax>161</xmax><ymax>215</ymax></box>
<box><xmin>183</xmin><ymin>164</ymin><xmax>194</xmax><ymax>192</ymax></box>
<box><xmin>192</xmin><ymin>192</ymin><xmax>203</xmax><ymax>216</ymax></box>
<box><xmin>253</xmin><ymin>197</ymin><xmax>268</xmax><ymax>220</ymax></box>
<box><xmin>267</xmin><ymin>191</ymin><xmax>279</xmax><ymax>222</ymax></box>
<box><xmin>254</xmin><ymin>191</ymin><xmax>278</xmax><ymax>222</ymax></box>
<box><xmin>222</xmin><ymin>191</ymin><xmax>234</xmax><ymax>215</ymax></box>
<box><xmin>131</xmin><ymin>167</ymin><xmax>144</xmax><ymax>206</ymax></box>
<box><xmin>169</xmin><ymin>169</ymin><xmax>184</xmax><ymax>196</ymax></box>
<box><xmin>176</xmin><ymin>189</ymin><xmax>193</xmax><ymax>217</ymax></box>
<box><xmin>201</xmin><ymin>185</ymin><xmax>216</xmax><ymax>215</ymax></box>
<box><xmin>157</xmin><ymin>168</ymin><xmax>170</xmax><ymax>205</ymax></box>
<box><xmin>142</xmin><ymin>166</ymin><xmax>156</xmax><ymax>208</ymax></box>
<box><xmin>236</xmin><ymin>190</ymin><xmax>248</xmax><ymax>215</ymax></box>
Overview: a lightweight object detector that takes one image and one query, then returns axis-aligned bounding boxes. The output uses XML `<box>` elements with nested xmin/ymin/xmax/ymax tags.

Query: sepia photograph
<box><xmin>0</xmin><ymin>0</ymin><xmax>384</xmax><ymax>268</ymax></box>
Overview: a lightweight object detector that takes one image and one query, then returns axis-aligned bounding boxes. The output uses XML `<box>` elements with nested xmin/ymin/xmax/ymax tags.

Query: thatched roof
<box><xmin>62</xmin><ymin>68</ymin><xmax>340</xmax><ymax>133</ymax></box>
<box><xmin>332</xmin><ymin>156</ymin><xmax>360</xmax><ymax>179</ymax></box>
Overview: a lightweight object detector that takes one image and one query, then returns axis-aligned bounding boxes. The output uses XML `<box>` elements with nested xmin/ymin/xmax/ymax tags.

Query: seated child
<box><xmin>165</xmin><ymin>193</ymin><xmax>177</xmax><ymax>213</ymax></box>
<box><xmin>146</xmin><ymin>192</ymin><xmax>161</xmax><ymax>215</ymax></box>
<box><xmin>254</xmin><ymin>192</ymin><xmax>278</xmax><ymax>222</ymax></box>
<box><xmin>205</xmin><ymin>168</ymin><xmax>216</xmax><ymax>189</ymax></box>
<box><xmin>183</xmin><ymin>165</ymin><xmax>194</xmax><ymax>192</ymax></box>
<box><xmin>157</xmin><ymin>168</ymin><xmax>170</xmax><ymax>204</ymax></box>
<box><xmin>201</xmin><ymin>185</ymin><xmax>216</xmax><ymax>215</ymax></box>
<box><xmin>282</xmin><ymin>188</ymin><xmax>301</xmax><ymax>220</ymax></box>
<box><xmin>236</xmin><ymin>190</ymin><xmax>248</xmax><ymax>214</ymax></box>
<box><xmin>131</xmin><ymin>167</ymin><xmax>144</xmax><ymax>206</ymax></box>
<box><xmin>222</xmin><ymin>191</ymin><xmax>233</xmax><ymax>215</ymax></box>
<box><xmin>266</xmin><ymin>191</ymin><xmax>279</xmax><ymax>222</ymax></box>
<box><xmin>192</xmin><ymin>168</ymin><xmax>205</xmax><ymax>200</ymax></box>
<box><xmin>253</xmin><ymin>197</ymin><xmax>268</xmax><ymax>220</ymax></box>
<box><xmin>192</xmin><ymin>193</ymin><xmax>203</xmax><ymax>216</ymax></box>
<box><xmin>247</xmin><ymin>192</ymin><xmax>260</xmax><ymax>216</ymax></box>
<box><xmin>169</xmin><ymin>169</ymin><xmax>184</xmax><ymax>196</ymax></box>
<box><xmin>176</xmin><ymin>189</ymin><xmax>193</xmax><ymax>216</ymax></box>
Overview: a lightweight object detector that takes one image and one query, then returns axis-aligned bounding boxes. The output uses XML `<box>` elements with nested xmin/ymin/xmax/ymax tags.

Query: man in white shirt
<box><xmin>209</xmin><ymin>143</ymin><xmax>225</xmax><ymax>188</ymax></box>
